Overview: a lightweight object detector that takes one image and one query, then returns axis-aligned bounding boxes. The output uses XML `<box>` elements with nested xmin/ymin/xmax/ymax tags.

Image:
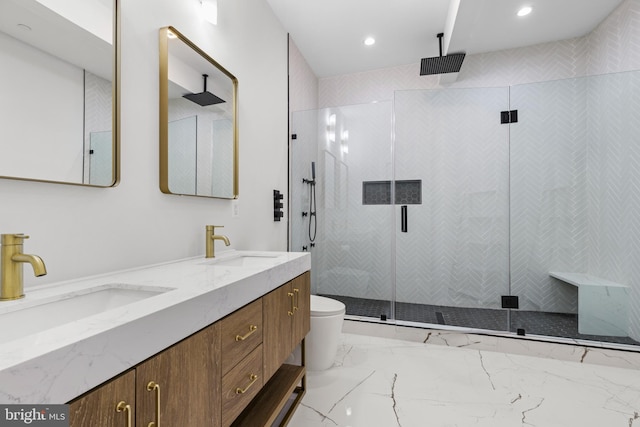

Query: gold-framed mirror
<box><xmin>0</xmin><ymin>0</ymin><xmax>119</xmax><ymax>187</ymax></box>
<box><xmin>159</xmin><ymin>26</ymin><xmax>238</xmax><ymax>199</ymax></box>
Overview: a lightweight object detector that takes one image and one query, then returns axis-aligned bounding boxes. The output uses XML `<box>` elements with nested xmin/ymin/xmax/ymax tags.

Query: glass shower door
<box><xmin>393</xmin><ymin>87</ymin><xmax>511</xmax><ymax>331</ymax></box>
<box><xmin>291</xmin><ymin>102</ymin><xmax>394</xmax><ymax>318</ymax></box>
<box><xmin>88</xmin><ymin>130</ymin><xmax>113</xmax><ymax>185</ymax></box>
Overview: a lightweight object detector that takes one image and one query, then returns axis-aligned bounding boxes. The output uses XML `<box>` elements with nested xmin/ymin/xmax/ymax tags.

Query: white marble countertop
<box><xmin>0</xmin><ymin>250</ymin><xmax>310</xmax><ymax>404</ymax></box>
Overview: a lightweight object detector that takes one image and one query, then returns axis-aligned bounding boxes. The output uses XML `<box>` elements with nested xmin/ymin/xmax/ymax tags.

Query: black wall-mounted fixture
<box><xmin>501</xmin><ymin>295</ymin><xmax>519</xmax><ymax>309</ymax></box>
<box><xmin>500</xmin><ymin>110</ymin><xmax>519</xmax><ymax>124</ymax></box>
<box><xmin>401</xmin><ymin>205</ymin><xmax>408</xmax><ymax>233</ymax></box>
<box><xmin>273</xmin><ymin>190</ymin><xmax>284</xmax><ymax>221</ymax></box>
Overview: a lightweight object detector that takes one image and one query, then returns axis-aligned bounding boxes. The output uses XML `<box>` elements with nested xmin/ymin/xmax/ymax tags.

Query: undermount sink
<box><xmin>0</xmin><ymin>284</ymin><xmax>173</xmax><ymax>343</ymax></box>
<box><xmin>201</xmin><ymin>254</ymin><xmax>280</xmax><ymax>268</ymax></box>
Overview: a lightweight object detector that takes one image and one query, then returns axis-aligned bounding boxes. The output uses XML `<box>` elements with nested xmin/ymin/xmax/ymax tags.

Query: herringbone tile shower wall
<box><xmin>509</xmin><ymin>79</ymin><xmax>588</xmax><ymax>314</ymax></box>
<box><xmin>394</xmin><ymin>88</ymin><xmax>510</xmax><ymax>309</ymax></box>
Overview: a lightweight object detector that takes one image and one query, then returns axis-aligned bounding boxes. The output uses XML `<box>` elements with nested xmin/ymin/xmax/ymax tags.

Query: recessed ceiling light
<box><xmin>364</xmin><ymin>37</ymin><xmax>375</xmax><ymax>46</ymax></box>
<box><xmin>517</xmin><ymin>6</ymin><xmax>532</xmax><ymax>17</ymax></box>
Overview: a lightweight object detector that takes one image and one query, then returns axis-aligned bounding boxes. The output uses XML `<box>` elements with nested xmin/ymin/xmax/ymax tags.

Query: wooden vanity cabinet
<box><xmin>231</xmin><ymin>271</ymin><xmax>310</xmax><ymax>427</ymax></box>
<box><xmin>69</xmin><ymin>271</ymin><xmax>311</xmax><ymax>427</ymax></box>
<box><xmin>219</xmin><ymin>298</ymin><xmax>264</xmax><ymax>427</ymax></box>
<box><xmin>69</xmin><ymin>323</ymin><xmax>221</xmax><ymax>427</ymax></box>
<box><xmin>69</xmin><ymin>371</ymin><xmax>135</xmax><ymax>427</ymax></box>
<box><xmin>263</xmin><ymin>272</ymin><xmax>310</xmax><ymax>380</ymax></box>
<box><xmin>136</xmin><ymin>322</ymin><xmax>221</xmax><ymax>427</ymax></box>
<box><xmin>292</xmin><ymin>272</ymin><xmax>311</xmax><ymax>352</ymax></box>
<box><xmin>220</xmin><ymin>298</ymin><xmax>263</xmax><ymax>376</ymax></box>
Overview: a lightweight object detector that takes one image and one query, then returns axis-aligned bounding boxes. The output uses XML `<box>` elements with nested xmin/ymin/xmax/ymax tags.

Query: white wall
<box><xmin>288</xmin><ymin>38</ymin><xmax>318</xmax><ymax>114</ymax></box>
<box><xmin>0</xmin><ymin>0</ymin><xmax>289</xmax><ymax>288</ymax></box>
<box><xmin>0</xmin><ymin>32</ymin><xmax>85</xmax><ymax>182</ymax></box>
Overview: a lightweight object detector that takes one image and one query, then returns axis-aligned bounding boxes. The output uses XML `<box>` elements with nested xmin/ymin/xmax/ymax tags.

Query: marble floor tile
<box><xmin>342</xmin><ymin>320</ymin><xmax>640</xmax><ymax>370</ymax></box>
<box><xmin>290</xmin><ymin>324</ymin><xmax>640</xmax><ymax>427</ymax></box>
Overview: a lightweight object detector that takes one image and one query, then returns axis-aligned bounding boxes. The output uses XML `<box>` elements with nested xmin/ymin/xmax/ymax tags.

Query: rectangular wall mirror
<box><xmin>159</xmin><ymin>26</ymin><xmax>238</xmax><ymax>199</ymax></box>
<box><xmin>0</xmin><ymin>0</ymin><xmax>119</xmax><ymax>187</ymax></box>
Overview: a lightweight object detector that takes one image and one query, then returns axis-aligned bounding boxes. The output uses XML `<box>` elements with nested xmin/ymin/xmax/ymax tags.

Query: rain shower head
<box><xmin>183</xmin><ymin>74</ymin><xmax>226</xmax><ymax>106</ymax></box>
<box><xmin>420</xmin><ymin>33</ymin><xmax>466</xmax><ymax>76</ymax></box>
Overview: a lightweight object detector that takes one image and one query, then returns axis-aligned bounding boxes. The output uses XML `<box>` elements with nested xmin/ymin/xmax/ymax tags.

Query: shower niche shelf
<box><xmin>362</xmin><ymin>180</ymin><xmax>422</xmax><ymax>205</ymax></box>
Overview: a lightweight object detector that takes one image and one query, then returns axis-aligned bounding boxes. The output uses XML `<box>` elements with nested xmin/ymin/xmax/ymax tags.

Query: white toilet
<box><xmin>306</xmin><ymin>295</ymin><xmax>346</xmax><ymax>371</ymax></box>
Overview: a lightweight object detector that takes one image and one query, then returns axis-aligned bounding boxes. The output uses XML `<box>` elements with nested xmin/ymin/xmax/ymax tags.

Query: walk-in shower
<box><xmin>290</xmin><ymin>69</ymin><xmax>640</xmax><ymax>349</ymax></box>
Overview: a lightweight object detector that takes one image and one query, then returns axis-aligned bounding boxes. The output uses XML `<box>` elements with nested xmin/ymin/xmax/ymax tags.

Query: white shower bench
<box><xmin>549</xmin><ymin>272</ymin><xmax>630</xmax><ymax>337</ymax></box>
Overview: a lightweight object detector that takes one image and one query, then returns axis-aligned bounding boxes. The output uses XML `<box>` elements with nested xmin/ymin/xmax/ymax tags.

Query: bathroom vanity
<box><xmin>0</xmin><ymin>250</ymin><xmax>310</xmax><ymax>426</ymax></box>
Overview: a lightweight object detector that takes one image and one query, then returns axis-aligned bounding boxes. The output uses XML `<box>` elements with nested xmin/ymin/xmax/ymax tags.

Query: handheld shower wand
<box><xmin>303</xmin><ymin>162</ymin><xmax>317</xmax><ymax>243</ymax></box>
<box><xmin>303</xmin><ymin>161</ymin><xmax>316</xmax><ymax>185</ymax></box>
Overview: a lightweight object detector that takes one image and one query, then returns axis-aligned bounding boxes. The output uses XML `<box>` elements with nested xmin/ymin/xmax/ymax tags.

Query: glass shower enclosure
<box><xmin>291</xmin><ymin>69</ymin><xmax>640</xmax><ymax>348</ymax></box>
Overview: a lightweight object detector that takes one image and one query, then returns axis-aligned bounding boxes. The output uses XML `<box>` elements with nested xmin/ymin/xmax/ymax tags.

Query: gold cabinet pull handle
<box><xmin>115</xmin><ymin>401</ymin><xmax>132</xmax><ymax>427</ymax></box>
<box><xmin>235</xmin><ymin>324</ymin><xmax>258</xmax><ymax>341</ymax></box>
<box><xmin>236</xmin><ymin>374</ymin><xmax>258</xmax><ymax>394</ymax></box>
<box><xmin>293</xmin><ymin>288</ymin><xmax>300</xmax><ymax>312</ymax></box>
<box><xmin>147</xmin><ymin>381</ymin><xmax>161</xmax><ymax>427</ymax></box>
<box><xmin>287</xmin><ymin>292</ymin><xmax>295</xmax><ymax>316</ymax></box>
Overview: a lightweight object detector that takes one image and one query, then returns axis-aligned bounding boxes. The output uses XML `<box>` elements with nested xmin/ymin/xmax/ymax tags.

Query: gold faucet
<box><xmin>205</xmin><ymin>225</ymin><xmax>230</xmax><ymax>258</ymax></box>
<box><xmin>1</xmin><ymin>234</ymin><xmax>47</xmax><ymax>301</ymax></box>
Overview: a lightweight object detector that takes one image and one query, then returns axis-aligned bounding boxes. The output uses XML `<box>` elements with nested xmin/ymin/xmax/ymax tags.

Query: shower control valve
<box><xmin>273</xmin><ymin>190</ymin><xmax>284</xmax><ymax>222</ymax></box>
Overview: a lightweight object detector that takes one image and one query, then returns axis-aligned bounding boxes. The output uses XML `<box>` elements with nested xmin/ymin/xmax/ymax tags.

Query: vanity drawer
<box><xmin>221</xmin><ymin>344</ymin><xmax>264</xmax><ymax>427</ymax></box>
<box><xmin>219</xmin><ymin>298</ymin><xmax>263</xmax><ymax>375</ymax></box>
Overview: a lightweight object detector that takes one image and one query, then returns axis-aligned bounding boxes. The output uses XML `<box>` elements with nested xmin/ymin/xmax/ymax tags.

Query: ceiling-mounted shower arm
<box><xmin>202</xmin><ymin>74</ymin><xmax>208</xmax><ymax>91</ymax></box>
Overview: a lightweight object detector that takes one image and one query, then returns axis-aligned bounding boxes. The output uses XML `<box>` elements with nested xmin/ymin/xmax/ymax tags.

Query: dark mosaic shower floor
<box><xmin>321</xmin><ymin>294</ymin><xmax>640</xmax><ymax>347</ymax></box>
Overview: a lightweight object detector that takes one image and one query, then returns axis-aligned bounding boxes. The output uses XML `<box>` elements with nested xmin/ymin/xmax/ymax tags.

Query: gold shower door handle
<box><xmin>115</xmin><ymin>401</ymin><xmax>132</xmax><ymax>427</ymax></box>
<box><xmin>236</xmin><ymin>325</ymin><xmax>258</xmax><ymax>341</ymax></box>
<box><xmin>236</xmin><ymin>374</ymin><xmax>258</xmax><ymax>394</ymax></box>
<box><xmin>287</xmin><ymin>292</ymin><xmax>295</xmax><ymax>316</ymax></box>
<box><xmin>146</xmin><ymin>381</ymin><xmax>161</xmax><ymax>427</ymax></box>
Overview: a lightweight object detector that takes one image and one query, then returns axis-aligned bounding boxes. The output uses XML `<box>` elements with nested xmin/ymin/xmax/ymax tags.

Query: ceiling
<box><xmin>266</xmin><ymin>0</ymin><xmax>625</xmax><ymax>78</ymax></box>
<box><xmin>0</xmin><ymin>0</ymin><xmax>112</xmax><ymax>80</ymax></box>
